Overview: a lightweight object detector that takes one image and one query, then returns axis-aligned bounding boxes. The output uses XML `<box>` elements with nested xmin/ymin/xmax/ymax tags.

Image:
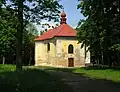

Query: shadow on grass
<box><xmin>0</xmin><ymin>66</ymin><xmax>73</xmax><ymax>92</ymax></box>
<box><xmin>41</xmin><ymin>65</ymin><xmax>120</xmax><ymax>71</ymax></box>
<box><xmin>81</xmin><ymin>65</ymin><xmax>120</xmax><ymax>70</ymax></box>
<box><xmin>41</xmin><ymin>66</ymin><xmax>120</xmax><ymax>92</ymax></box>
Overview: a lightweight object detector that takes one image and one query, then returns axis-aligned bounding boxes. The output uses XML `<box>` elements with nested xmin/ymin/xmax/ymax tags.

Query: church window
<box><xmin>68</xmin><ymin>44</ymin><xmax>74</xmax><ymax>54</ymax></box>
<box><xmin>47</xmin><ymin>43</ymin><xmax>50</xmax><ymax>52</ymax></box>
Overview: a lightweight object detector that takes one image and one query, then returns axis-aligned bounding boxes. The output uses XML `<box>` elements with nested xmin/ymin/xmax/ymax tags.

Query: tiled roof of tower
<box><xmin>35</xmin><ymin>10</ymin><xmax>77</xmax><ymax>41</ymax></box>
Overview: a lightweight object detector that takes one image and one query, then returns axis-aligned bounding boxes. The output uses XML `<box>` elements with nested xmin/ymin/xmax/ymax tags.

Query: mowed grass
<box><xmin>0</xmin><ymin>64</ymin><xmax>72</xmax><ymax>92</ymax></box>
<box><xmin>40</xmin><ymin>66</ymin><xmax>120</xmax><ymax>82</ymax></box>
<box><xmin>73</xmin><ymin>67</ymin><xmax>120</xmax><ymax>82</ymax></box>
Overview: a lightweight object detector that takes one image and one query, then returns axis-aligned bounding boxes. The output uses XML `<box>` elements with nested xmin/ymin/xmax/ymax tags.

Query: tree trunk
<box><xmin>16</xmin><ymin>0</ymin><xmax>23</xmax><ymax>71</ymax></box>
<box><xmin>108</xmin><ymin>51</ymin><xmax>112</xmax><ymax>68</ymax></box>
<box><xmin>29</xmin><ymin>56</ymin><xmax>32</xmax><ymax>66</ymax></box>
<box><xmin>2</xmin><ymin>56</ymin><xmax>5</xmax><ymax>64</ymax></box>
<box><xmin>101</xmin><ymin>49</ymin><xmax>104</xmax><ymax>65</ymax></box>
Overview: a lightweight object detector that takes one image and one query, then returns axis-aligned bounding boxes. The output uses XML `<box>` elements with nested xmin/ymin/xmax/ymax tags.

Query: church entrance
<box><xmin>68</xmin><ymin>58</ymin><xmax>74</xmax><ymax>67</ymax></box>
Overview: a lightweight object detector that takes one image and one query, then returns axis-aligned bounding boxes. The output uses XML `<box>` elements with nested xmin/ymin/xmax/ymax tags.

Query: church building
<box><xmin>35</xmin><ymin>11</ymin><xmax>90</xmax><ymax>67</ymax></box>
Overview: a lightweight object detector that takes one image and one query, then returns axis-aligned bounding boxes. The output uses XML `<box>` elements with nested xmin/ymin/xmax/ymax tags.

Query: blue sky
<box><xmin>59</xmin><ymin>0</ymin><xmax>85</xmax><ymax>28</ymax></box>
<box><xmin>35</xmin><ymin>0</ymin><xmax>85</xmax><ymax>32</ymax></box>
<box><xmin>6</xmin><ymin>0</ymin><xmax>85</xmax><ymax>30</ymax></box>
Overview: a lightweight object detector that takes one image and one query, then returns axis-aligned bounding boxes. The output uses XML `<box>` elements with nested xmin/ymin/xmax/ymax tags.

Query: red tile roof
<box><xmin>35</xmin><ymin>24</ymin><xmax>77</xmax><ymax>41</ymax></box>
<box><xmin>35</xmin><ymin>10</ymin><xmax>77</xmax><ymax>41</ymax></box>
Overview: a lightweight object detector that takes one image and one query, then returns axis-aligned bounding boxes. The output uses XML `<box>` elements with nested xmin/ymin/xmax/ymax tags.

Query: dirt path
<box><xmin>46</xmin><ymin>70</ymin><xmax>120</xmax><ymax>92</ymax></box>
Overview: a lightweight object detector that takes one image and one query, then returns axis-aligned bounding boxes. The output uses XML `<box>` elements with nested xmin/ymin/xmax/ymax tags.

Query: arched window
<box><xmin>68</xmin><ymin>44</ymin><xmax>74</xmax><ymax>54</ymax></box>
<box><xmin>47</xmin><ymin>43</ymin><xmax>50</xmax><ymax>52</ymax></box>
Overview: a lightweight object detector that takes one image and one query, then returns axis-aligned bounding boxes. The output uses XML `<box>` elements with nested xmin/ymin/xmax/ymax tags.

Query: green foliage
<box><xmin>6</xmin><ymin>0</ymin><xmax>62</xmax><ymax>24</ymax></box>
<box><xmin>77</xmin><ymin>0</ymin><xmax>120</xmax><ymax>66</ymax></box>
<box><xmin>0</xmin><ymin>8</ymin><xmax>38</xmax><ymax>65</ymax></box>
<box><xmin>1</xmin><ymin>0</ymin><xmax>62</xmax><ymax>70</ymax></box>
<box><xmin>23</xmin><ymin>23</ymin><xmax>38</xmax><ymax>65</ymax></box>
<box><xmin>0</xmin><ymin>8</ymin><xmax>17</xmax><ymax>58</ymax></box>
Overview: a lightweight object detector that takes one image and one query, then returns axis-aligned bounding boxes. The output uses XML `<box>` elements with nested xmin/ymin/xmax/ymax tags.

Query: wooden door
<box><xmin>68</xmin><ymin>58</ymin><xmax>74</xmax><ymax>67</ymax></box>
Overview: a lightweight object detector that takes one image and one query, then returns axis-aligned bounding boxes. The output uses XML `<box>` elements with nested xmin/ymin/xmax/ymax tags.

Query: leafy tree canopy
<box><xmin>77</xmin><ymin>0</ymin><xmax>120</xmax><ymax>66</ymax></box>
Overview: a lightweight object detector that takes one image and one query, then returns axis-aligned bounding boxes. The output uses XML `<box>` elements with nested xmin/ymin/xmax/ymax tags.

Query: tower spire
<box><xmin>60</xmin><ymin>10</ymin><xmax>67</xmax><ymax>24</ymax></box>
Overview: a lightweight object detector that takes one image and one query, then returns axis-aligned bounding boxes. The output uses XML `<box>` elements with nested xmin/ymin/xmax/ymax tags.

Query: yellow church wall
<box><xmin>35</xmin><ymin>41</ymin><xmax>45</xmax><ymax>65</ymax></box>
<box><xmin>55</xmin><ymin>37</ymin><xmax>86</xmax><ymax>67</ymax></box>
<box><xmin>35</xmin><ymin>39</ymin><xmax>57</xmax><ymax>66</ymax></box>
<box><xmin>35</xmin><ymin>37</ymin><xmax>90</xmax><ymax>67</ymax></box>
<box><xmin>46</xmin><ymin>39</ymin><xmax>56</xmax><ymax>65</ymax></box>
<box><xmin>50</xmin><ymin>42</ymin><xmax>56</xmax><ymax>57</ymax></box>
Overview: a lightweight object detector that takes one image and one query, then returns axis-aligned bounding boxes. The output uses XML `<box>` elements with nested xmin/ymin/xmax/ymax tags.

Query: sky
<box><xmin>35</xmin><ymin>0</ymin><xmax>85</xmax><ymax>33</ymax></box>
<box><xmin>59</xmin><ymin>0</ymin><xmax>85</xmax><ymax>28</ymax></box>
<box><xmin>5</xmin><ymin>0</ymin><xmax>85</xmax><ymax>35</ymax></box>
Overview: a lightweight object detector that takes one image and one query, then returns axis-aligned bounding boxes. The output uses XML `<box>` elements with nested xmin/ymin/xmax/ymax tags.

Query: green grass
<box><xmin>0</xmin><ymin>64</ymin><xmax>72</xmax><ymax>92</ymax></box>
<box><xmin>2</xmin><ymin>64</ymin><xmax>119</xmax><ymax>92</ymax></box>
<box><xmin>73</xmin><ymin>67</ymin><xmax>120</xmax><ymax>82</ymax></box>
<box><xmin>40</xmin><ymin>66</ymin><xmax>120</xmax><ymax>82</ymax></box>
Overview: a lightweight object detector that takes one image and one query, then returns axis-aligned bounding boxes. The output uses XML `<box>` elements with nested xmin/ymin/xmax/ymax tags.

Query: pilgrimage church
<box><xmin>35</xmin><ymin>11</ymin><xmax>90</xmax><ymax>67</ymax></box>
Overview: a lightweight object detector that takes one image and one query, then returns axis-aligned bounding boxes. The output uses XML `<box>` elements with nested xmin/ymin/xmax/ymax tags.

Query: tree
<box><xmin>0</xmin><ymin>8</ymin><xmax>17</xmax><ymax>64</ymax></box>
<box><xmin>0</xmin><ymin>8</ymin><xmax>37</xmax><ymax>65</ymax></box>
<box><xmin>23</xmin><ymin>23</ymin><xmax>38</xmax><ymax>65</ymax></box>
<box><xmin>77</xmin><ymin>0</ymin><xmax>120</xmax><ymax>67</ymax></box>
<box><xmin>2</xmin><ymin>0</ymin><xmax>62</xmax><ymax>71</ymax></box>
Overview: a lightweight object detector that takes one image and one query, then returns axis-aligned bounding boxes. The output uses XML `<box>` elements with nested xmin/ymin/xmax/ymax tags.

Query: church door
<box><xmin>68</xmin><ymin>58</ymin><xmax>74</xmax><ymax>67</ymax></box>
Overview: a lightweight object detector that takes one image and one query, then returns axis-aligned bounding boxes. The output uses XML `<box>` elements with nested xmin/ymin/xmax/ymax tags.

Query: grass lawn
<box><xmin>73</xmin><ymin>67</ymin><xmax>120</xmax><ymax>82</ymax></box>
<box><xmin>40</xmin><ymin>66</ymin><xmax>120</xmax><ymax>82</ymax></box>
<box><xmin>0</xmin><ymin>64</ymin><xmax>72</xmax><ymax>92</ymax></box>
